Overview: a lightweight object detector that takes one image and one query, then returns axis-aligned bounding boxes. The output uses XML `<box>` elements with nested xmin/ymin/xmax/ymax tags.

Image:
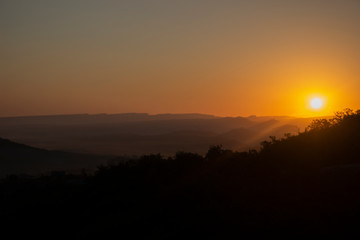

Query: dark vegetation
<box><xmin>1</xmin><ymin>109</ymin><xmax>360</xmax><ymax>238</ymax></box>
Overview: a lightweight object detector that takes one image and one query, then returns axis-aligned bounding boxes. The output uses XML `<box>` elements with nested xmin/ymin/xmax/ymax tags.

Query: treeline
<box><xmin>1</xmin><ymin>109</ymin><xmax>360</xmax><ymax>238</ymax></box>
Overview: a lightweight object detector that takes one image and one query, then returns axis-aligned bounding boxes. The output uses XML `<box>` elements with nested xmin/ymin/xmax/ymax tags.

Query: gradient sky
<box><xmin>1</xmin><ymin>0</ymin><xmax>360</xmax><ymax>117</ymax></box>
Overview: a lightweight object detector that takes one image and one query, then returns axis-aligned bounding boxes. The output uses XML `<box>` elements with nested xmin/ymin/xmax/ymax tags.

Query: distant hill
<box><xmin>0</xmin><ymin>113</ymin><xmax>315</xmax><ymax>155</ymax></box>
<box><xmin>0</xmin><ymin>138</ymin><xmax>109</xmax><ymax>177</ymax></box>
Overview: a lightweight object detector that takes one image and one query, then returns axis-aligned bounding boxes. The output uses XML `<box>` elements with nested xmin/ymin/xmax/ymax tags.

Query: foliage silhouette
<box><xmin>1</xmin><ymin>109</ymin><xmax>360</xmax><ymax>238</ymax></box>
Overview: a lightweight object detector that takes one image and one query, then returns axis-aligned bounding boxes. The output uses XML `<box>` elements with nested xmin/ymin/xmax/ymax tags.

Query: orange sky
<box><xmin>1</xmin><ymin>0</ymin><xmax>359</xmax><ymax>117</ymax></box>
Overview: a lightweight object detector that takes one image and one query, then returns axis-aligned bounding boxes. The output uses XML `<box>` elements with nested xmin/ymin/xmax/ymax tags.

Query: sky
<box><xmin>1</xmin><ymin>0</ymin><xmax>360</xmax><ymax>117</ymax></box>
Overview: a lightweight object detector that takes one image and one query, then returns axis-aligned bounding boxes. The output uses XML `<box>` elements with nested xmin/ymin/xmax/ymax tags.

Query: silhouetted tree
<box><xmin>206</xmin><ymin>145</ymin><xmax>226</xmax><ymax>160</ymax></box>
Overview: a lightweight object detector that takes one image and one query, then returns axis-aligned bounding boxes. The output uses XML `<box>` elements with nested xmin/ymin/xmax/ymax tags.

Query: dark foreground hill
<box><xmin>0</xmin><ymin>138</ymin><xmax>109</xmax><ymax>177</ymax></box>
<box><xmin>1</xmin><ymin>109</ymin><xmax>360</xmax><ymax>238</ymax></box>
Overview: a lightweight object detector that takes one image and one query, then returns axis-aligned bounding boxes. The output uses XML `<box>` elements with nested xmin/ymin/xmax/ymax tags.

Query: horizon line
<box><xmin>0</xmin><ymin>112</ymin><xmax>328</xmax><ymax>119</ymax></box>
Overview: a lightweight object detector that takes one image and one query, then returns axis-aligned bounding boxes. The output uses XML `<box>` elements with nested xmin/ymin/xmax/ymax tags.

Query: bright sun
<box><xmin>301</xmin><ymin>92</ymin><xmax>331</xmax><ymax>116</ymax></box>
<box><xmin>310</xmin><ymin>98</ymin><xmax>323</xmax><ymax>109</ymax></box>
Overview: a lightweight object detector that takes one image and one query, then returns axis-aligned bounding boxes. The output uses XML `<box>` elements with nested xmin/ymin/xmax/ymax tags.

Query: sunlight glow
<box><xmin>294</xmin><ymin>91</ymin><xmax>332</xmax><ymax>117</ymax></box>
<box><xmin>311</xmin><ymin>98</ymin><xmax>323</xmax><ymax>109</ymax></box>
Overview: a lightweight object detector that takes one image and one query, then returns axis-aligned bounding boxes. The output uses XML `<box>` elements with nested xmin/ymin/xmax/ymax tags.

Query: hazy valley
<box><xmin>0</xmin><ymin>113</ymin><xmax>315</xmax><ymax>156</ymax></box>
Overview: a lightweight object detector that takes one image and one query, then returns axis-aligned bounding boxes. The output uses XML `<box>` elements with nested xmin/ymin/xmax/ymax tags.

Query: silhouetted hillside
<box><xmin>1</xmin><ymin>109</ymin><xmax>360</xmax><ymax>238</ymax></box>
<box><xmin>259</xmin><ymin>108</ymin><xmax>360</xmax><ymax>168</ymax></box>
<box><xmin>0</xmin><ymin>138</ymin><xmax>109</xmax><ymax>177</ymax></box>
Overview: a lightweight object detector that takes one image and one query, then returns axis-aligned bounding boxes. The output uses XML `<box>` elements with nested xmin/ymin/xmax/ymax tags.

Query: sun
<box><xmin>298</xmin><ymin>91</ymin><xmax>332</xmax><ymax>116</ymax></box>
<box><xmin>310</xmin><ymin>97</ymin><xmax>323</xmax><ymax>109</ymax></box>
